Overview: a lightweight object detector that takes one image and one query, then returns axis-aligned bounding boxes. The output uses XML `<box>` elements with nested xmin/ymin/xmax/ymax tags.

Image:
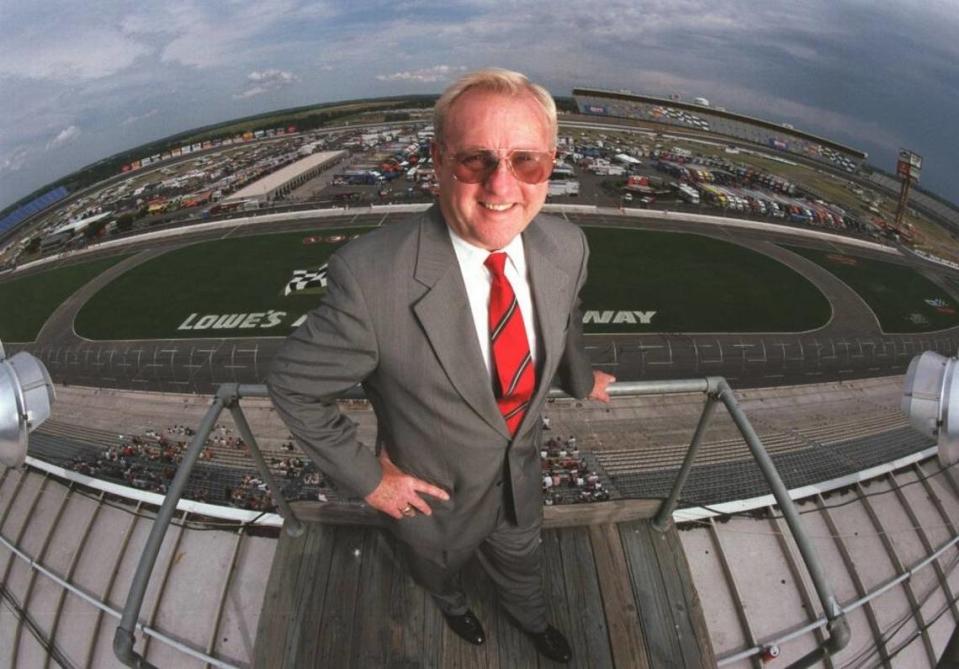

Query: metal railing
<box><xmin>113</xmin><ymin>378</ymin><xmax>850</xmax><ymax>669</ymax></box>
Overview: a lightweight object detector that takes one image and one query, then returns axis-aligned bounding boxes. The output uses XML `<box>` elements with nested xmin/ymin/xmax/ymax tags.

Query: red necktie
<box><xmin>485</xmin><ymin>252</ymin><xmax>535</xmax><ymax>436</ymax></box>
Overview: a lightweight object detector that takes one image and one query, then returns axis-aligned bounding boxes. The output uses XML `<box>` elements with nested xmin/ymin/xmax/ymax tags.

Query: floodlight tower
<box><xmin>0</xmin><ymin>341</ymin><xmax>56</xmax><ymax>468</ymax></box>
<box><xmin>902</xmin><ymin>351</ymin><xmax>959</xmax><ymax>469</ymax></box>
<box><xmin>894</xmin><ymin>148</ymin><xmax>922</xmax><ymax>231</ymax></box>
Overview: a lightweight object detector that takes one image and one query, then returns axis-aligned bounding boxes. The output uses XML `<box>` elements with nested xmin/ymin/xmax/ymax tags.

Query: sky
<box><xmin>2</xmin><ymin>0</ymin><xmax>958</xmax><ymax>211</ymax></box>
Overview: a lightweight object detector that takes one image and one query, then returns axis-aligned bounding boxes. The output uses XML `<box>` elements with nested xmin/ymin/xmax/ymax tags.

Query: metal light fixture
<box><xmin>902</xmin><ymin>351</ymin><xmax>959</xmax><ymax>467</ymax></box>
<box><xmin>0</xmin><ymin>341</ymin><xmax>56</xmax><ymax>468</ymax></box>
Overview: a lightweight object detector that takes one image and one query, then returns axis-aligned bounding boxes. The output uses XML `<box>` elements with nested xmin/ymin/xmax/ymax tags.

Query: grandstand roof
<box><xmin>49</xmin><ymin>210</ymin><xmax>113</xmax><ymax>236</ymax></box>
<box><xmin>573</xmin><ymin>87</ymin><xmax>868</xmax><ymax>160</ymax></box>
<box><xmin>225</xmin><ymin>150</ymin><xmax>345</xmax><ymax>202</ymax></box>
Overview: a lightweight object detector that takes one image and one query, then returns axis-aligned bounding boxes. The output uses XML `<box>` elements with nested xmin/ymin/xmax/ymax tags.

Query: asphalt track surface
<box><xmin>8</xmin><ymin>210</ymin><xmax>959</xmax><ymax>394</ymax></box>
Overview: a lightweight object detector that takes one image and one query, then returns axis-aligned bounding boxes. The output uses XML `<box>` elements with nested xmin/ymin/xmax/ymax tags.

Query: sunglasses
<box><xmin>446</xmin><ymin>148</ymin><xmax>555</xmax><ymax>184</ymax></box>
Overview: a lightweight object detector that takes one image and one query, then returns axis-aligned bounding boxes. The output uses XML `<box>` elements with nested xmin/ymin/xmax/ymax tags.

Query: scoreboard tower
<box><xmin>894</xmin><ymin>149</ymin><xmax>923</xmax><ymax>229</ymax></box>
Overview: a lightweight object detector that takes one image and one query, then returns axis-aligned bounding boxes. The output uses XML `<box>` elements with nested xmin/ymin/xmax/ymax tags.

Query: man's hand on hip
<box><xmin>588</xmin><ymin>370</ymin><xmax>616</xmax><ymax>402</ymax></box>
<box><xmin>365</xmin><ymin>449</ymin><xmax>450</xmax><ymax>519</ymax></box>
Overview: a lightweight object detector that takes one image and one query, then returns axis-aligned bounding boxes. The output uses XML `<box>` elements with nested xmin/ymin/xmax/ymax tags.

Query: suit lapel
<box><xmin>412</xmin><ymin>209</ymin><xmax>510</xmax><ymax>438</ymax></box>
<box><xmin>517</xmin><ymin>218</ymin><xmax>572</xmax><ymax>438</ymax></box>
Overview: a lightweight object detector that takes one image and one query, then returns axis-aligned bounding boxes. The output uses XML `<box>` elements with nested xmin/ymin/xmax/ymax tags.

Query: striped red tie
<box><xmin>485</xmin><ymin>252</ymin><xmax>535</xmax><ymax>436</ymax></box>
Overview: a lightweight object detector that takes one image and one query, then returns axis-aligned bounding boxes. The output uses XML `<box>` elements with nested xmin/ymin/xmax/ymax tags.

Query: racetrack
<box><xmin>5</xmin><ymin>208</ymin><xmax>959</xmax><ymax>393</ymax></box>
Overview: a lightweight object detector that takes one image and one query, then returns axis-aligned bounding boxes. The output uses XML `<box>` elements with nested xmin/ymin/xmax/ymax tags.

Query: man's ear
<box><xmin>430</xmin><ymin>140</ymin><xmax>443</xmax><ymax>168</ymax></box>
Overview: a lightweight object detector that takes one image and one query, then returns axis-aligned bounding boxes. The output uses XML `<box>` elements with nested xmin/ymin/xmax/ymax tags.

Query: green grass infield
<box><xmin>71</xmin><ymin>226</ymin><xmax>833</xmax><ymax>341</ymax></box>
<box><xmin>581</xmin><ymin>228</ymin><xmax>831</xmax><ymax>333</ymax></box>
<box><xmin>0</xmin><ymin>255</ymin><xmax>130</xmax><ymax>343</ymax></box>
<box><xmin>75</xmin><ymin>229</ymin><xmax>372</xmax><ymax>340</ymax></box>
<box><xmin>784</xmin><ymin>246</ymin><xmax>959</xmax><ymax>333</ymax></box>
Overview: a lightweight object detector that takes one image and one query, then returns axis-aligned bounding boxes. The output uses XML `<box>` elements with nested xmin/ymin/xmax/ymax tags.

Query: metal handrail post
<box><xmin>114</xmin><ymin>389</ymin><xmax>228</xmax><ymax>668</ymax></box>
<box><xmin>546</xmin><ymin>378</ymin><xmax>710</xmax><ymax>399</ymax></box>
<box><xmin>652</xmin><ymin>392</ymin><xmax>720</xmax><ymax>531</ymax></box>
<box><xmin>103</xmin><ymin>376</ymin><xmax>852</xmax><ymax>666</ymax></box>
<box><xmin>715</xmin><ymin>379</ymin><xmax>851</xmax><ymax>666</ymax></box>
<box><xmin>226</xmin><ymin>400</ymin><xmax>304</xmax><ymax>537</ymax></box>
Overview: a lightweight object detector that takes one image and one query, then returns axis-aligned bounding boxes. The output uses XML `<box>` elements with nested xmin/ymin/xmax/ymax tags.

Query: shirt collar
<box><xmin>447</xmin><ymin>226</ymin><xmax>527</xmax><ymax>275</ymax></box>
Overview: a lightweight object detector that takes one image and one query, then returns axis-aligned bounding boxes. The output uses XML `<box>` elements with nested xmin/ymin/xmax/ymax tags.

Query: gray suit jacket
<box><xmin>267</xmin><ymin>206</ymin><xmax>594</xmax><ymax>550</ymax></box>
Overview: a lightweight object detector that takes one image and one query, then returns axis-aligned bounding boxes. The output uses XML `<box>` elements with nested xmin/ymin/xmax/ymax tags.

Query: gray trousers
<box><xmin>396</xmin><ymin>503</ymin><xmax>548</xmax><ymax>634</ymax></box>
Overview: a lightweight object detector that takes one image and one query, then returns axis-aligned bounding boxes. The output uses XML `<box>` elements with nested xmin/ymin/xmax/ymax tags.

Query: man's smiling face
<box><xmin>432</xmin><ymin>88</ymin><xmax>554</xmax><ymax>251</ymax></box>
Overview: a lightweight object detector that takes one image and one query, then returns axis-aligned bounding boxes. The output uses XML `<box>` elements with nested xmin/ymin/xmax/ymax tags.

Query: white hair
<box><xmin>433</xmin><ymin>68</ymin><xmax>557</xmax><ymax>145</ymax></box>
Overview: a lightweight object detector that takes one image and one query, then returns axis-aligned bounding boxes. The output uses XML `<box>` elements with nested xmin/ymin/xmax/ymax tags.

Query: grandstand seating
<box><xmin>595</xmin><ymin>410</ymin><xmax>908</xmax><ymax>475</ymax></box>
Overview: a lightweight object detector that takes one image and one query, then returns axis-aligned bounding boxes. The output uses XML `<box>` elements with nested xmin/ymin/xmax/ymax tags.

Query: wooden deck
<box><xmin>254</xmin><ymin>501</ymin><xmax>716</xmax><ymax>668</ymax></box>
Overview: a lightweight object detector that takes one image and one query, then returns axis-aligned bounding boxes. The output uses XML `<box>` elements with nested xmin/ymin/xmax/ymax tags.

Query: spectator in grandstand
<box><xmin>268</xmin><ymin>67</ymin><xmax>614</xmax><ymax>663</ymax></box>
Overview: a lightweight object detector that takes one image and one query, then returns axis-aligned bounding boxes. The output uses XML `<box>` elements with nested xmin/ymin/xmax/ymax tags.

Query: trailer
<box><xmin>548</xmin><ymin>180</ymin><xmax>581</xmax><ymax>197</ymax></box>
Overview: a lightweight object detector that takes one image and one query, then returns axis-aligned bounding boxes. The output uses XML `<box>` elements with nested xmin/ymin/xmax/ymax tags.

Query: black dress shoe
<box><xmin>529</xmin><ymin>625</ymin><xmax>572</xmax><ymax>663</ymax></box>
<box><xmin>443</xmin><ymin>610</ymin><xmax>486</xmax><ymax>645</ymax></box>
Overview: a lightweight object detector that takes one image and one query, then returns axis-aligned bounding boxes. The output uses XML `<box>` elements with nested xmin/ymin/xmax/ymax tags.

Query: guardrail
<box><xmin>113</xmin><ymin>378</ymin><xmax>850</xmax><ymax>669</ymax></box>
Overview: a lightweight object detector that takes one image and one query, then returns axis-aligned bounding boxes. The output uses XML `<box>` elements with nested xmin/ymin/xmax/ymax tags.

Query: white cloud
<box><xmin>46</xmin><ymin>125</ymin><xmax>81</xmax><ymax>149</ymax></box>
<box><xmin>0</xmin><ymin>27</ymin><xmax>152</xmax><ymax>81</ymax></box>
<box><xmin>1</xmin><ymin>0</ymin><xmax>958</xmax><ymax>207</ymax></box>
<box><xmin>0</xmin><ymin>146</ymin><xmax>38</xmax><ymax>175</ymax></box>
<box><xmin>150</xmin><ymin>1</ymin><xmax>312</xmax><ymax>68</ymax></box>
<box><xmin>122</xmin><ymin>109</ymin><xmax>160</xmax><ymax>126</ymax></box>
<box><xmin>377</xmin><ymin>65</ymin><xmax>466</xmax><ymax>83</ymax></box>
<box><xmin>234</xmin><ymin>69</ymin><xmax>300</xmax><ymax>99</ymax></box>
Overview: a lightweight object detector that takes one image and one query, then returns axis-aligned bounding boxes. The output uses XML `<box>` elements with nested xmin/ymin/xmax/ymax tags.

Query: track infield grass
<box><xmin>0</xmin><ymin>255</ymin><xmax>130</xmax><ymax>343</ymax></box>
<box><xmin>75</xmin><ymin>229</ymin><xmax>371</xmax><ymax>340</ymax></box>
<box><xmin>580</xmin><ymin>228</ymin><xmax>830</xmax><ymax>333</ymax></box>
<box><xmin>71</xmin><ymin>226</ymin><xmax>831</xmax><ymax>340</ymax></box>
<box><xmin>784</xmin><ymin>246</ymin><xmax>959</xmax><ymax>333</ymax></box>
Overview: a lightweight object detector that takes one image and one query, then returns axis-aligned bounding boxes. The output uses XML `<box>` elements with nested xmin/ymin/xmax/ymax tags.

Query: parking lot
<box><xmin>4</xmin><ymin>118</ymin><xmax>917</xmax><ymax>270</ymax></box>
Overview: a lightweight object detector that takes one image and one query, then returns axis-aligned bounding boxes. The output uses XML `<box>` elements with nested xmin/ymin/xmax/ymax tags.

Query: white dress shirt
<box><xmin>447</xmin><ymin>227</ymin><xmax>538</xmax><ymax>377</ymax></box>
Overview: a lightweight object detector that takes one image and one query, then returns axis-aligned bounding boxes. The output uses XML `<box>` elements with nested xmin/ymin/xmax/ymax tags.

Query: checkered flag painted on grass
<box><xmin>284</xmin><ymin>265</ymin><xmax>329</xmax><ymax>296</ymax></box>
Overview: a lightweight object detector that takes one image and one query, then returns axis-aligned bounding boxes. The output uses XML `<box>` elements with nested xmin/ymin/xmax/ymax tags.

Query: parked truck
<box><xmin>342</xmin><ymin>170</ymin><xmax>384</xmax><ymax>185</ymax></box>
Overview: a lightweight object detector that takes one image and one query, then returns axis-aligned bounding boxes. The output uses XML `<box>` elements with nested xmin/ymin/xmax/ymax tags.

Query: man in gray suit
<box><xmin>268</xmin><ymin>68</ymin><xmax>614</xmax><ymax>663</ymax></box>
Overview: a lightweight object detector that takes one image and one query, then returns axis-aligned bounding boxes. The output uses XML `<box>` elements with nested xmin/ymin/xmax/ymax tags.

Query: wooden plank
<box><xmin>459</xmin><ymin>557</ymin><xmax>502</xmax><ymax>668</ymax></box>
<box><xmin>349</xmin><ymin>530</ymin><xmax>395</xmax><ymax>668</ymax></box>
<box><xmin>541</xmin><ymin>529</ymin><xmax>575</xmax><ymax>668</ymax></box>
<box><xmin>384</xmin><ymin>534</ymin><xmax>429</xmax><ymax>667</ymax></box>
<box><xmin>558</xmin><ymin>527</ymin><xmax>614</xmax><ymax>668</ymax></box>
<box><xmin>256</xmin><ymin>515</ymin><xmax>720</xmax><ymax>667</ymax></box>
<box><xmin>664</xmin><ymin>524</ymin><xmax>718</xmax><ymax>669</ymax></box>
<box><xmin>588</xmin><ymin>523</ymin><xmax>650</xmax><ymax>669</ymax></box>
<box><xmin>281</xmin><ymin>523</ymin><xmax>335</xmax><ymax>667</ymax></box>
<box><xmin>543</xmin><ymin>499</ymin><xmax>661</xmax><ymax>528</ymax></box>
<box><xmin>619</xmin><ymin>520</ymin><xmax>684</xmax><ymax>667</ymax></box>
<box><xmin>315</xmin><ymin>525</ymin><xmax>368</xmax><ymax>668</ymax></box>
<box><xmin>289</xmin><ymin>497</ymin><xmax>662</xmax><ymax>529</ymax></box>
<box><xmin>483</xmin><ymin>552</ymin><xmax>538</xmax><ymax>669</ymax></box>
<box><xmin>420</xmin><ymin>567</ymin><xmax>447</xmax><ymax>669</ymax></box>
<box><xmin>289</xmin><ymin>501</ymin><xmax>383</xmax><ymax>527</ymax></box>
<box><xmin>254</xmin><ymin>521</ymin><xmax>302</xmax><ymax>666</ymax></box>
